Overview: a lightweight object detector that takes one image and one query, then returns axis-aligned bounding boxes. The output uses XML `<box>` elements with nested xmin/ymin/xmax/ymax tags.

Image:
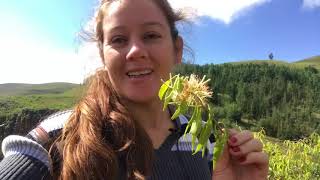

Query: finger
<box><xmin>228</xmin><ymin>130</ymin><xmax>254</xmax><ymax>147</ymax></box>
<box><xmin>214</xmin><ymin>142</ymin><xmax>231</xmax><ymax>172</ymax></box>
<box><xmin>228</xmin><ymin>128</ymin><xmax>239</xmax><ymax>136</ymax></box>
<box><xmin>235</xmin><ymin>152</ymin><xmax>269</xmax><ymax>179</ymax></box>
<box><xmin>229</xmin><ymin>139</ymin><xmax>263</xmax><ymax>157</ymax></box>
<box><xmin>237</xmin><ymin>152</ymin><xmax>269</xmax><ymax>167</ymax></box>
<box><xmin>227</xmin><ymin>128</ymin><xmax>238</xmax><ymax>144</ymax></box>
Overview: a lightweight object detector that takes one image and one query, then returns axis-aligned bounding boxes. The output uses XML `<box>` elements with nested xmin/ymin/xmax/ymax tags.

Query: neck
<box><xmin>124</xmin><ymin>98</ymin><xmax>176</xmax><ymax>149</ymax></box>
<box><xmin>124</xmin><ymin>99</ymin><xmax>173</xmax><ymax>131</ymax></box>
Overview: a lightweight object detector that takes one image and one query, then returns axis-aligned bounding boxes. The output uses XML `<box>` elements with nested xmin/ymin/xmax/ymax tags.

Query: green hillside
<box><xmin>175</xmin><ymin>62</ymin><xmax>320</xmax><ymax>140</ymax></box>
<box><xmin>294</xmin><ymin>55</ymin><xmax>320</xmax><ymax>69</ymax></box>
<box><xmin>0</xmin><ymin>83</ymin><xmax>85</xmax><ymax>116</ymax></box>
<box><xmin>229</xmin><ymin>56</ymin><xmax>320</xmax><ymax>70</ymax></box>
<box><xmin>296</xmin><ymin>55</ymin><xmax>320</xmax><ymax>63</ymax></box>
<box><xmin>232</xmin><ymin>59</ymin><xmax>289</xmax><ymax>65</ymax></box>
<box><xmin>0</xmin><ymin>82</ymin><xmax>79</xmax><ymax>96</ymax></box>
<box><xmin>1</xmin><ymin>57</ymin><xmax>319</xmax><ymax>139</ymax></box>
<box><xmin>0</xmin><ymin>61</ymin><xmax>319</xmax><ymax>178</ymax></box>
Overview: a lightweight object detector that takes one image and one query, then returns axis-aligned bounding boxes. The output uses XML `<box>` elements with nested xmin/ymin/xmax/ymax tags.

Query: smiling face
<box><xmin>101</xmin><ymin>0</ymin><xmax>183</xmax><ymax>104</ymax></box>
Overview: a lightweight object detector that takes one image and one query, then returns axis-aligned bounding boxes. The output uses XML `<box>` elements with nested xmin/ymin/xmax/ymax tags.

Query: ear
<box><xmin>174</xmin><ymin>36</ymin><xmax>183</xmax><ymax>65</ymax></box>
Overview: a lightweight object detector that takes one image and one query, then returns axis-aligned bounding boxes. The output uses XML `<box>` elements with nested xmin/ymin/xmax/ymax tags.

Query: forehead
<box><xmin>103</xmin><ymin>0</ymin><xmax>169</xmax><ymax>32</ymax></box>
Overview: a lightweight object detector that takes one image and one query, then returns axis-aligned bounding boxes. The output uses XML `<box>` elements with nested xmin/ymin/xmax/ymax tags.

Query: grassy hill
<box><xmin>1</xmin><ymin>56</ymin><xmax>318</xmax><ymax>114</ymax></box>
<box><xmin>0</xmin><ymin>82</ymin><xmax>79</xmax><ymax>96</ymax></box>
<box><xmin>229</xmin><ymin>55</ymin><xmax>320</xmax><ymax>70</ymax></box>
<box><xmin>0</xmin><ymin>83</ymin><xmax>85</xmax><ymax>116</ymax></box>
<box><xmin>231</xmin><ymin>59</ymin><xmax>290</xmax><ymax>66</ymax></box>
<box><xmin>294</xmin><ymin>55</ymin><xmax>320</xmax><ymax>69</ymax></box>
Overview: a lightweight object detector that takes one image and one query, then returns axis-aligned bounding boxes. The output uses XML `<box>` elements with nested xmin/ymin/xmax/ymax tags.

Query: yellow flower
<box><xmin>174</xmin><ymin>74</ymin><xmax>212</xmax><ymax>107</ymax></box>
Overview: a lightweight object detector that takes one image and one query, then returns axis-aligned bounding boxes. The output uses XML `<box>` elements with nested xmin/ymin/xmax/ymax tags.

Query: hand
<box><xmin>212</xmin><ymin>129</ymin><xmax>269</xmax><ymax>180</ymax></box>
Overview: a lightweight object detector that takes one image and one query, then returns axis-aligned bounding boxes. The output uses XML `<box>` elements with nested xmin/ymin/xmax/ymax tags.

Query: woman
<box><xmin>0</xmin><ymin>0</ymin><xmax>268</xmax><ymax>179</ymax></box>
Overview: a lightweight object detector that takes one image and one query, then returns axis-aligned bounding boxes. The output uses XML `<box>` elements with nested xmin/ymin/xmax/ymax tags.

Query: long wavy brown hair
<box><xmin>51</xmin><ymin>0</ymin><xmax>185</xmax><ymax>179</ymax></box>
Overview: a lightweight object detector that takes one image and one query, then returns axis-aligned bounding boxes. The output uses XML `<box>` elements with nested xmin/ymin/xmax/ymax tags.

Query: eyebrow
<box><xmin>141</xmin><ymin>22</ymin><xmax>166</xmax><ymax>29</ymax></box>
<box><xmin>108</xmin><ymin>21</ymin><xmax>166</xmax><ymax>33</ymax></box>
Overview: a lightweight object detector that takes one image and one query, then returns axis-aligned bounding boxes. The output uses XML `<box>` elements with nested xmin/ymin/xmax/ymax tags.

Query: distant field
<box><xmin>0</xmin><ymin>83</ymin><xmax>86</xmax><ymax>115</ymax></box>
<box><xmin>294</xmin><ymin>55</ymin><xmax>320</xmax><ymax>69</ymax></box>
<box><xmin>0</xmin><ymin>56</ymin><xmax>318</xmax><ymax>115</ymax></box>
<box><xmin>231</xmin><ymin>60</ymin><xmax>290</xmax><ymax>66</ymax></box>
<box><xmin>0</xmin><ymin>82</ymin><xmax>79</xmax><ymax>96</ymax></box>
<box><xmin>229</xmin><ymin>55</ymin><xmax>320</xmax><ymax>70</ymax></box>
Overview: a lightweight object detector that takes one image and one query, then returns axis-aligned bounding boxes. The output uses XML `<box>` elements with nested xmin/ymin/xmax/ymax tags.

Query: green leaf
<box><xmin>158</xmin><ymin>80</ymin><xmax>171</xmax><ymax>100</ymax></box>
<box><xmin>172</xmin><ymin>75</ymin><xmax>180</xmax><ymax>92</ymax></box>
<box><xmin>195</xmin><ymin>120</ymin><xmax>213</xmax><ymax>157</ymax></box>
<box><xmin>184</xmin><ymin>107</ymin><xmax>198</xmax><ymax>135</ymax></box>
<box><xmin>193</xmin><ymin>143</ymin><xmax>203</xmax><ymax>155</ymax></box>
<box><xmin>190</xmin><ymin>120</ymin><xmax>200</xmax><ymax>135</ymax></box>
<box><xmin>201</xmin><ymin>144</ymin><xmax>206</xmax><ymax>158</ymax></box>
<box><xmin>212</xmin><ymin>131</ymin><xmax>228</xmax><ymax>169</ymax></box>
<box><xmin>192</xmin><ymin>134</ymin><xmax>197</xmax><ymax>151</ymax></box>
<box><xmin>171</xmin><ymin>102</ymin><xmax>188</xmax><ymax>120</ymax></box>
<box><xmin>163</xmin><ymin>88</ymin><xmax>173</xmax><ymax>110</ymax></box>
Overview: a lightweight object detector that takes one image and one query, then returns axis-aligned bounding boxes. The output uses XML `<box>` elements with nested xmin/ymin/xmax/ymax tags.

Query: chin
<box><xmin>125</xmin><ymin>92</ymin><xmax>159</xmax><ymax>105</ymax></box>
<box><xmin>122</xmin><ymin>84</ymin><xmax>160</xmax><ymax>104</ymax></box>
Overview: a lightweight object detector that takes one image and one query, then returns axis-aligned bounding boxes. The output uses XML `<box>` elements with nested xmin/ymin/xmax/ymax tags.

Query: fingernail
<box><xmin>232</xmin><ymin>146</ymin><xmax>240</xmax><ymax>152</ymax></box>
<box><xmin>230</xmin><ymin>136</ymin><xmax>237</xmax><ymax>143</ymax></box>
<box><xmin>239</xmin><ymin>157</ymin><xmax>246</xmax><ymax>163</ymax></box>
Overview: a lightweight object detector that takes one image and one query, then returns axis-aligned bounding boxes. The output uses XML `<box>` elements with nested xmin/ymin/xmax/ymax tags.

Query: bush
<box><xmin>225</xmin><ymin>103</ymin><xmax>242</xmax><ymax>122</ymax></box>
<box><xmin>255</xmin><ymin>130</ymin><xmax>320</xmax><ymax>179</ymax></box>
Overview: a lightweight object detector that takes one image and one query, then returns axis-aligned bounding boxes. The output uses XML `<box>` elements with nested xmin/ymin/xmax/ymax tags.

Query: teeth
<box><xmin>127</xmin><ymin>70</ymin><xmax>152</xmax><ymax>76</ymax></box>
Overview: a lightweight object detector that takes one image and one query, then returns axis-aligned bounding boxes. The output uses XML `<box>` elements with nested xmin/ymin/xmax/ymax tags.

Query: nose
<box><xmin>126</xmin><ymin>39</ymin><xmax>148</xmax><ymax>61</ymax></box>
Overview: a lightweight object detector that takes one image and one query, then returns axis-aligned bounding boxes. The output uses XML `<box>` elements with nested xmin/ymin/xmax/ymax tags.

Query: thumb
<box><xmin>214</xmin><ymin>139</ymin><xmax>231</xmax><ymax>172</ymax></box>
<box><xmin>228</xmin><ymin>128</ymin><xmax>239</xmax><ymax>137</ymax></box>
<box><xmin>214</xmin><ymin>128</ymin><xmax>239</xmax><ymax>172</ymax></box>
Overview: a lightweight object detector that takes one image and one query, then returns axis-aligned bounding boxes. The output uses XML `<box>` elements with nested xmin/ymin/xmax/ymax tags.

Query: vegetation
<box><xmin>0</xmin><ymin>82</ymin><xmax>78</xmax><ymax>96</ymax></box>
<box><xmin>255</xmin><ymin>130</ymin><xmax>320</xmax><ymax>180</ymax></box>
<box><xmin>159</xmin><ymin>74</ymin><xmax>227</xmax><ymax>167</ymax></box>
<box><xmin>295</xmin><ymin>55</ymin><xmax>320</xmax><ymax>69</ymax></box>
<box><xmin>0</xmin><ymin>58</ymin><xmax>319</xmax><ymax>178</ymax></box>
<box><xmin>174</xmin><ymin>62</ymin><xmax>320</xmax><ymax>140</ymax></box>
<box><xmin>0</xmin><ymin>83</ymin><xmax>85</xmax><ymax>159</ymax></box>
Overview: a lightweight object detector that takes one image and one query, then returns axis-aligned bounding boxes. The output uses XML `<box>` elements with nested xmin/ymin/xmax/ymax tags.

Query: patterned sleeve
<box><xmin>0</xmin><ymin>135</ymin><xmax>51</xmax><ymax>180</ymax></box>
<box><xmin>0</xmin><ymin>110</ymin><xmax>72</xmax><ymax>180</ymax></box>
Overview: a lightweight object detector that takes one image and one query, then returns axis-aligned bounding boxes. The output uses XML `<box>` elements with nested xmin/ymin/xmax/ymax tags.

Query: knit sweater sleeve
<box><xmin>0</xmin><ymin>110</ymin><xmax>72</xmax><ymax>180</ymax></box>
<box><xmin>0</xmin><ymin>135</ymin><xmax>51</xmax><ymax>180</ymax></box>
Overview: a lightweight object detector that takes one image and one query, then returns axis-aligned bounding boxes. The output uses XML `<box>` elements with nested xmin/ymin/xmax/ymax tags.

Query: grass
<box><xmin>0</xmin><ymin>81</ymin><xmax>89</xmax><ymax>117</ymax></box>
<box><xmin>1</xmin><ymin>55</ymin><xmax>318</xmax><ymax>116</ymax></box>
<box><xmin>228</xmin><ymin>56</ymin><xmax>320</xmax><ymax>70</ymax></box>
<box><xmin>0</xmin><ymin>94</ymin><xmax>80</xmax><ymax>115</ymax></box>
<box><xmin>0</xmin><ymin>82</ymin><xmax>79</xmax><ymax>96</ymax></box>
<box><xmin>294</xmin><ymin>55</ymin><xmax>320</xmax><ymax>69</ymax></box>
<box><xmin>231</xmin><ymin>59</ymin><xmax>290</xmax><ymax>65</ymax></box>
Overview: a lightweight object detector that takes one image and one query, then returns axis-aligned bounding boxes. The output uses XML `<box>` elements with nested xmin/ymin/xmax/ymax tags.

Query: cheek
<box><xmin>103</xmin><ymin>50</ymin><xmax>121</xmax><ymax>70</ymax></box>
<box><xmin>158</xmin><ymin>51</ymin><xmax>176</xmax><ymax>71</ymax></box>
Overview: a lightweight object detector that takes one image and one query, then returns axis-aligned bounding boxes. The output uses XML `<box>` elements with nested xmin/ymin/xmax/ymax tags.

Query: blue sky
<box><xmin>0</xmin><ymin>0</ymin><xmax>319</xmax><ymax>83</ymax></box>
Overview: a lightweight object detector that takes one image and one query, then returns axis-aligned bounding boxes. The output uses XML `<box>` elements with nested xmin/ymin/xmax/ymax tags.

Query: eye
<box><xmin>144</xmin><ymin>32</ymin><xmax>162</xmax><ymax>40</ymax></box>
<box><xmin>110</xmin><ymin>35</ymin><xmax>128</xmax><ymax>45</ymax></box>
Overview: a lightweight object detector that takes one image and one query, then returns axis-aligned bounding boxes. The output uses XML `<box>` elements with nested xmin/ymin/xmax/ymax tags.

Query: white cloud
<box><xmin>303</xmin><ymin>0</ymin><xmax>320</xmax><ymax>9</ymax></box>
<box><xmin>0</xmin><ymin>0</ymin><xmax>274</xmax><ymax>83</ymax></box>
<box><xmin>0</xmin><ymin>39</ymin><xmax>101</xmax><ymax>84</ymax></box>
<box><xmin>168</xmin><ymin>0</ymin><xmax>271</xmax><ymax>24</ymax></box>
<box><xmin>0</xmin><ymin>15</ymin><xmax>102</xmax><ymax>84</ymax></box>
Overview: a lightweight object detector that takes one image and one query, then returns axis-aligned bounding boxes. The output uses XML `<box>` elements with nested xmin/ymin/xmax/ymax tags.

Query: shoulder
<box><xmin>26</xmin><ymin>109</ymin><xmax>73</xmax><ymax>145</ymax></box>
<box><xmin>1</xmin><ymin>110</ymin><xmax>73</xmax><ymax>174</ymax></box>
<box><xmin>38</xmin><ymin>109</ymin><xmax>73</xmax><ymax>134</ymax></box>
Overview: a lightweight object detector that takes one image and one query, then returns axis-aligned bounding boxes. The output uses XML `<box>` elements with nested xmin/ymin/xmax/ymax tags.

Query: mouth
<box><xmin>126</xmin><ymin>69</ymin><xmax>153</xmax><ymax>78</ymax></box>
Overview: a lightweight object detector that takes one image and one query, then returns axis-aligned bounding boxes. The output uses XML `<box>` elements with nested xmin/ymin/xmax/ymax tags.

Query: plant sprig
<box><xmin>159</xmin><ymin>74</ymin><xmax>228</xmax><ymax>169</ymax></box>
